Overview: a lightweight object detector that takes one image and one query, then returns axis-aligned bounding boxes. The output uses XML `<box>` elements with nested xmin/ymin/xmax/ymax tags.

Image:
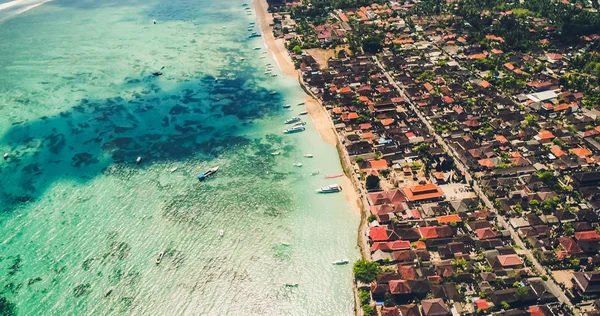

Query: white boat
<box><xmin>284</xmin><ymin>116</ymin><xmax>301</xmax><ymax>124</ymax></box>
<box><xmin>332</xmin><ymin>259</ymin><xmax>349</xmax><ymax>265</ymax></box>
<box><xmin>152</xmin><ymin>19</ymin><xmax>157</xmax><ymax>25</ymax></box>
<box><xmin>281</xmin><ymin>241</ymin><xmax>291</xmax><ymax>246</ymax></box>
<box><xmin>293</xmin><ymin>163</ymin><xmax>303</xmax><ymax>167</ymax></box>
<box><xmin>219</xmin><ymin>229</ymin><xmax>225</xmax><ymax>236</ymax></box>
<box><xmin>311</xmin><ymin>171</ymin><xmax>320</xmax><ymax>176</ymax></box>
<box><xmin>136</xmin><ymin>156</ymin><xmax>142</xmax><ymax>164</ymax></box>
<box><xmin>240</xmin><ymin>57</ymin><xmax>245</xmax><ymax>61</ymax></box>
<box><xmin>271</xmin><ymin>151</ymin><xmax>280</xmax><ymax>156</ymax></box>
<box><xmin>293</xmin><ymin>121</ymin><xmax>306</xmax><ymax>127</ymax></box>
<box><xmin>270</xmin><ymin>91</ymin><xmax>277</xmax><ymax>95</ymax></box>
<box><xmin>155</xmin><ymin>251</ymin><xmax>165</xmax><ymax>265</ymax></box>
<box><xmin>3</xmin><ymin>153</ymin><xmax>8</xmax><ymax>160</ymax></box>
<box><xmin>197</xmin><ymin>166</ymin><xmax>219</xmax><ymax>181</ymax></box>
<box><xmin>317</xmin><ymin>184</ymin><xmax>342</xmax><ymax>193</ymax></box>
<box><xmin>169</xmin><ymin>166</ymin><xmax>178</xmax><ymax>173</ymax></box>
<box><xmin>284</xmin><ymin>126</ymin><xmax>305</xmax><ymax>134</ymax></box>
<box><xmin>283</xmin><ymin>104</ymin><xmax>291</xmax><ymax>108</ymax></box>
<box><xmin>304</xmin><ymin>154</ymin><xmax>314</xmax><ymax>158</ymax></box>
<box><xmin>298</xmin><ymin>111</ymin><xmax>308</xmax><ymax>115</ymax></box>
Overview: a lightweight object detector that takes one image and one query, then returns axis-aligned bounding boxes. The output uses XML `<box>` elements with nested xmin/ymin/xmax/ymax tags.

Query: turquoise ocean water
<box><xmin>0</xmin><ymin>0</ymin><xmax>359</xmax><ymax>314</ymax></box>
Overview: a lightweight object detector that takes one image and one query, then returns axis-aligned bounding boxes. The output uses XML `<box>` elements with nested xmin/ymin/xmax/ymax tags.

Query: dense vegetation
<box><xmin>353</xmin><ymin>259</ymin><xmax>381</xmax><ymax>283</ymax></box>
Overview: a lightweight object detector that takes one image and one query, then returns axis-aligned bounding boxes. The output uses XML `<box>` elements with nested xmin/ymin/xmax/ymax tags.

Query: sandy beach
<box><xmin>254</xmin><ymin>0</ymin><xmax>296</xmax><ymax>78</ymax></box>
<box><xmin>253</xmin><ymin>0</ymin><xmax>363</xmax><ymax>218</ymax></box>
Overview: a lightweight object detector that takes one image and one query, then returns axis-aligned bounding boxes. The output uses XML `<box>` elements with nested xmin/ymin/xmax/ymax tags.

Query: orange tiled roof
<box><xmin>478</xmin><ymin>159</ymin><xmax>495</xmax><ymax>168</ymax></box>
<box><xmin>479</xmin><ymin>80</ymin><xmax>491</xmax><ymax>88</ymax></box>
<box><xmin>368</xmin><ymin>159</ymin><xmax>388</xmax><ymax>169</ymax></box>
<box><xmin>348</xmin><ymin>112</ymin><xmax>359</xmax><ymax>119</ymax></box>
<box><xmin>551</xmin><ymin>145</ymin><xmax>566</xmax><ymax>157</ymax></box>
<box><xmin>495</xmin><ymin>135</ymin><xmax>508</xmax><ymax>143</ymax></box>
<box><xmin>537</xmin><ymin>130</ymin><xmax>555</xmax><ymax>140</ymax></box>
<box><xmin>381</xmin><ymin>118</ymin><xmax>395</xmax><ymax>126</ymax></box>
<box><xmin>436</xmin><ymin>214</ymin><xmax>461</xmax><ymax>224</ymax></box>
<box><xmin>468</xmin><ymin>53</ymin><xmax>486</xmax><ymax>60</ymax></box>
<box><xmin>570</xmin><ymin>147</ymin><xmax>592</xmax><ymax>158</ymax></box>
<box><xmin>403</xmin><ymin>184</ymin><xmax>444</xmax><ymax>201</ymax></box>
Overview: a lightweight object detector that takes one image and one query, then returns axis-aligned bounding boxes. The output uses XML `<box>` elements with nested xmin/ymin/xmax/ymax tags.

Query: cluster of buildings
<box><xmin>268</xmin><ymin>0</ymin><xmax>600</xmax><ymax>315</ymax></box>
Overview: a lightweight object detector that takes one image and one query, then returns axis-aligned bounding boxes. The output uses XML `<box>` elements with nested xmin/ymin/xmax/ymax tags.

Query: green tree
<box><xmin>515</xmin><ymin>286</ymin><xmax>529</xmax><ymax>301</ymax></box>
<box><xmin>353</xmin><ymin>259</ymin><xmax>381</xmax><ymax>283</ymax></box>
<box><xmin>524</xmin><ymin>114</ymin><xmax>538</xmax><ymax>126</ymax></box>
<box><xmin>292</xmin><ymin>45</ymin><xmax>302</xmax><ymax>54</ymax></box>
<box><xmin>365</xmin><ymin>175</ymin><xmax>381</xmax><ymax>191</ymax></box>
<box><xmin>358</xmin><ymin>288</ymin><xmax>370</xmax><ymax>305</ymax></box>
<box><xmin>362</xmin><ymin>304</ymin><xmax>374</xmax><ymax>315</ymax></box>
<box><xmin>362</xmin><ymin>36</ymin><xmax>383</xmax><ymax>54</ymax></box>
<box><xmin>501</xmin><ymin>301</ymin><xmax>510</xmax><ymax>310</ymax></box>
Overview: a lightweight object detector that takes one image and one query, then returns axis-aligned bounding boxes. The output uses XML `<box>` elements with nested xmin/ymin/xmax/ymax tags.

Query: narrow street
<box><xmin>373</xmin><ymin>56</ymin><xmax>576</xmax><ymax>313</ymax></box>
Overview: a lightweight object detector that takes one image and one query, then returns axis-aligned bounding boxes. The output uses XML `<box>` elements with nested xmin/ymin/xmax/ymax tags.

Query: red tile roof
<box><xmin>369</xmin><ymin>226</ymin><xmax>389</xmax><ymax>241</ymax></box>
<box><xmin>575</xmin><ymin>230</ymin><xmax>600</xmax><ymax>241</ymax></box>
<box><xmin>497</xmin><ymin>254</ymin><xmax>523</xmax><ymax>267</ymax></box>
<box><xmin>418</xmin><ymin>226</ymin><xmax>438</xmax><ymax>239</ymax></box>
<box><xmin>475</xmin><ymin>227</ymin><xmax>497</xmax><ymax>240</ymax></box>
<box><xmin>474</xmin><ymin>299</ymin><xmax>490</xmax><ymax>310</ymax></box>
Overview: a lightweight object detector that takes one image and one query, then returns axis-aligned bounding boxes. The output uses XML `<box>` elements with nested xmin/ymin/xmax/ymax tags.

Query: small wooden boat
<box><xmin>155</xmin><ymin>251</ymin><xmax>165</xmax><ymax>265</ymax></box>
<box><xmin>324</xmin><ymin>173</ymin><xmax>344</xmax><ymax>179</ymax></box>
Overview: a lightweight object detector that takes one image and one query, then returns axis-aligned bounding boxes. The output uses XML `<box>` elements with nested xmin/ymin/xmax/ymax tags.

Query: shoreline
<box><xmin>253</xmin><ymin>1</ymin><xmax>370</xmax><ymax>314</ymax></box>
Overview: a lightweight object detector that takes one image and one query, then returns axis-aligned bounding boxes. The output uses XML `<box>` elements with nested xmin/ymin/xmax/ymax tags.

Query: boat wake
<box><xmin>0</xmin><ymin>0</ymin><xmax>51</xmax><ymax>23</ymax></box>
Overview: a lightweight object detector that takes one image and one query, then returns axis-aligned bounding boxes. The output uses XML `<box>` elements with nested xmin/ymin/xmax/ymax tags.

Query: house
<box><xmin>573</xmin><ymin>271</ymin><xmax>600</xmax><ymax>294</ymax></box>
<box><xmin>402</xmin><ymin>183</ymin><xmax>445</xmax><ymax>202</ymax></box>
<box><xmin>574</xmin><ymin>230</ymin><xmax>600</xmax><ymax>252</ymax></box>
<box><xmin>421</xmin><ymin>298</ymin><xmax>449</xmax><ymax>316</ymax></box>
<box><xmin>571</xmin><ymin>171</ymin><xmax>600</xmax><ymax>188</ymax></box>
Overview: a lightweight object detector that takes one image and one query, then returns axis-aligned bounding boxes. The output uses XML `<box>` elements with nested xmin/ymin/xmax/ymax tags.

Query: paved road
<box><xmin>373</xmin><ymin>56</ymin><xmax>576</xmax><ymax>313</ymax></box>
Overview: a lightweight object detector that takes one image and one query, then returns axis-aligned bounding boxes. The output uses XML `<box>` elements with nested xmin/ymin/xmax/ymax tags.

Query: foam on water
<box><xmin>0</xmin><ymin>0</ymin><xmax>359</xmax><ymax>314</ymax></box>
<box><xmin>0</xmin><ymin>0</ymin><xmax>50</xmax><ymax>22</ymax></box>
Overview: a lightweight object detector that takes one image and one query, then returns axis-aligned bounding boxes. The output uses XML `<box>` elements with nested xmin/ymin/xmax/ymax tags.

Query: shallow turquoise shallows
<box><xmin>0</xmin><ymin>0</ymin><xmax>359</xmax><ymax>314</ymax></box>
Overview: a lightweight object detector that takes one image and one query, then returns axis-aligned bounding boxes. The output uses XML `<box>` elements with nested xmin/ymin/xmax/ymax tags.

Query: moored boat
<box><xmin>155</xmin><ymin>251</ymin><xmax>165</xmax><ymax>265</ymax></box>
<box><xmin>284</xmin><ymin>283</ymin><xmax>299</xmax><ymax>288</ymax></box>
<box><xmin>197</xmin><ymin>166</ymin><xmax>219</xmax><ymax>181</ymax></box>
<box><xmin>292</xmin><ymin>121</ymin><xmax>306</xmax><ymax>127</ymax></box>
<box><xmin>284</xmin><ymin>126</ymin><xmax>305</xmax><ymax>134</ymax></box>
<box><xmin>293</xmin><ymin>163</ymin><xmax>303</xmax><ymax>167</ymax></box>
<box><xmin>284</xmin><ymin>116</ymin><xmax>301</xmax><ymax>124</ymax></box>
<box><xmin>311</xmin><ymin>171</ymin><xmax>320</xmax><ymax>176</ymax></box>
<box><xmin>324</xmin><ymin>173</ymin><xmax>344</xmax><ymax>179</ymax></box>
<box><xmin>317</xmin><ymin>184</ymin><xmax>342</xmax><ymax>193</ymax></box>
<box><xmin>282</xmin><ymin>104</ymin><xmax>291</xmax><ymax>108</ymax></box>
<box><xmin>332</xmin><ymin>259</ymin><xmax>349</xmax><ymax>265</ymax></box>
<box><xmin>304</xmin><ymin>154</ymin><xmax>313</xmax><ymax>158</ymax></box>
<box><xmin>298</xmin><ymin>111</ymin><xmax>308</xmax><ymax>115</ymax></box>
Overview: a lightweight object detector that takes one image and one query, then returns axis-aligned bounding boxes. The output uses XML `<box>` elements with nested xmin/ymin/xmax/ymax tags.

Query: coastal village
<box><xmin>263</xmin><ymin>0</ymin><xmax>600</xmax><ymax>314</ymax></box>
